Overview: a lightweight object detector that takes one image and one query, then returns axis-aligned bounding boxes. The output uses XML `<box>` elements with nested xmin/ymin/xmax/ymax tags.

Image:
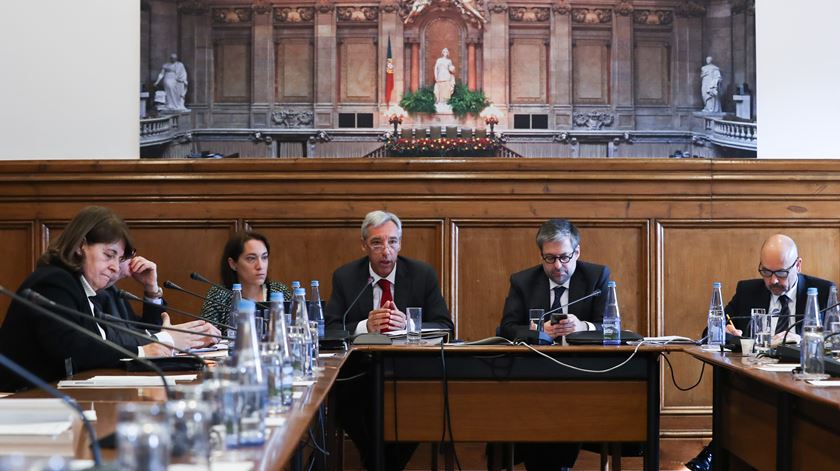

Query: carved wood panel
<box><xmin>339</xmin><ymin>38</ymin><xmax>377</xmax><ymax>103</ymax></box>
<box><xmin>0</xmin><ymin>222</ymin><xmax>35</xmax><ymax>323</ymax></box>
<box><xmin>276</xmin><ymin>39</ymin><xmax>313</xmax><ymax>102</ymax></box>
<box><xmin>510</xmin><ymin>39</ymin><xmax>547</xmax><ymax>104</ymax></box>
<box><xmin>214</xmin><ymin>40</ymin><xmax>252</xmax><ymax>103</ymax></box>
<box><xmin>573</xmin><ymin>39</ymin><xmax>611</xmax><ymax>105</ymax></box>
<box><xmin>635</xmin><ymin>40</ymin><xmax>671</xmax><ymax>106</ymax></box>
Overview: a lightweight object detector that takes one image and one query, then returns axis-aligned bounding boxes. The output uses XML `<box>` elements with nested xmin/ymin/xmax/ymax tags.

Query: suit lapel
<box><xmin>357</xmin><ymin>260</ymin><xmax>374</xmax><ymax>319</ymax></box>
<box><xmin>795</xmin><ymin>273</ymin><xmax>807</xmax><ymax>316</ymax></box>
<box><xmin>568</xmin><ymin>268</ymin><xmax>586</xmax><ymax>314</ymax></box>
<box><xmin>531</xmin><ymin>268</ymin><xmax>551</xmax><ymax>311</ymax></box>
<box><xmin>394</xmin><ymin>258</ymin><xmax>411</xmax><ymax>312</ymax></box>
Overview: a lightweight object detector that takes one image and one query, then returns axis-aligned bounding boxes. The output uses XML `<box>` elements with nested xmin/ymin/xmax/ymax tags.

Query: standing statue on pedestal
<box><xmin>434</xmin><ymin>48</ymin><xmax>456</xmax><ymax>107</ymax></box>
<box><xmin>154</xmin><ymin>53</ymin><xmax>189</xmax><ymax>112</ymax></box>
<box><xmin>700</xmin><ymin>56</ymin><xmax>722</xmax><ymax>113</ymax></box>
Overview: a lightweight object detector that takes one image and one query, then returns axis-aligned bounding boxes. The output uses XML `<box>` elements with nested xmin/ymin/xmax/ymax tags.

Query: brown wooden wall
<box><xmin>2</xmin><ymin>158</ymin><xmax>840</xmax><ymax>445</ymax></box>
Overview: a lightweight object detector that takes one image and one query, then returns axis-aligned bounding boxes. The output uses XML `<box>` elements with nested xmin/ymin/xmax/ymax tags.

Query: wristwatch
<box><xmin>144</xmin><ymin>286</ymin><xmax>163</xmax><ymax>299</ymax></box>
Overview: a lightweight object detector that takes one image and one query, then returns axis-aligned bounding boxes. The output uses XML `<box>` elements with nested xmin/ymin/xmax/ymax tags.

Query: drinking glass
<box><xmin>529</xmin><ymin>309</ymin><xmax>545</xmax><ymax>332</ymax></box>
<box><xmin>117</xmin><ymin>403</ymin><xmax>170</xmax><ymax>471</ymax></box>
<box><xmin>751</xmin><ymin>308</ymin><xmax>772</xmax><ymax>355</ymax></box>
<box><xmin>406</xmin><ymin>307</ymin><xmax>422</xmax><ymax>344</ymax></box>
<box><xmin>168</xmin><ymin>384</ymin><xmax>211</xmax><ymax>467</ymax></box>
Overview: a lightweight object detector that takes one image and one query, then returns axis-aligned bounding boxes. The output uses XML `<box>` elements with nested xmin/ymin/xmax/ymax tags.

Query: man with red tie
<box><xmin>325</xmin><ymin>210</ymin><xmax>453</xmax><ymax>470</ymax></box>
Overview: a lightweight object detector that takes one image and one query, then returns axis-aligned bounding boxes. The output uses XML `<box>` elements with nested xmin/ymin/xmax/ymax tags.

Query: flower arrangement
<box><xmin>388</xmin><ymin>136</ymin><xmax>498</xmax><ymax>157</ymax></box>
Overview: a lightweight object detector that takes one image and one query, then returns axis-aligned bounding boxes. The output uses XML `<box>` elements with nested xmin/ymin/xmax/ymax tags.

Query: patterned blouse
<box><xmin>200</xmin><ymin>279</ymin><xmax>292</xmax><ymax>327</ymax></box>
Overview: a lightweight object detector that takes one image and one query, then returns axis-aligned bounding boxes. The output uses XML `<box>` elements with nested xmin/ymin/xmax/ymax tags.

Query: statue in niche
<box><xmin>154</xmin><ymin>53</ymin><xmax>189</xmax><ymax>112</ymax></box>
<box><xmin>700</xmin><ymin>56</ymin><xmax>722</xmax><ymax>113</ymax></box>
<box><xmin>404</xmin><ymin>0</ymin><xmax>431</xmax><ymax>24</ymax></box>
<box><xmin>434</xmin><ymin>48</ymin><xmax>456</xmax><ymax>105</ymax></box>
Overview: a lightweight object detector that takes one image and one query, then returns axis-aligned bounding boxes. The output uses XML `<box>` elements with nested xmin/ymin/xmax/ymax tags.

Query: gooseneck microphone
<box><xmin>0</xmin><ymin>285</ymin><xmax>172</xmax><ymax>399</ymax></box>
<box><xmin>163</xmin><ymin>280</ymin><xmax>231</xmax><ymax>312</ymax></box>
<box><xmin>540</xmin><ymin>289</ymin><xmax>603</xmax><ymax>321</ymax></box>
<box><xmin>188</xmin><ymin>273</ymin><xmax>271</xmax><ymax>309</ymax></box>
<box><xmin>123</xmin><ymin>287</ymin><xmax>235</xmax><ymax>332</ymax></box>
<box><xmin>342</xmin><ymin>277</ymin><xmax>375</xmax><ymax>334</ymax></box>
<box><xmin>98</xmin><ymin>312</ymin><xmax>232</xmax><ymax>342</ymax></box>
<box><xmin>0</xmin><ymin>353</ymin><xmax>103</xmax><ymax>466</ymax></box>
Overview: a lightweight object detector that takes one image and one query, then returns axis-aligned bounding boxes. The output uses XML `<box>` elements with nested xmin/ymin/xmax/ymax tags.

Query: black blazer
<box><xmin>0</xmin><ymin>265</ymin><xmax>126</xmax><ymax>391</ymax></box>
<box><xmin>325</xmin><ymin>256</ymin><xmax>454</xmax><ymax>332</ymax></box>
<box><xmin>725</xmin><ymin>274</ymin><xmax>835</xmax><ymax>336</ymax></box>
<box><xmin>500</xmin><ymin>261</ymin><xmax>611</xmax><ymax>340</ymax></box>
<box><xmin>96</xmin><ymin>285</ymin><xmax>165</xmax><ymax>349</ymax></box>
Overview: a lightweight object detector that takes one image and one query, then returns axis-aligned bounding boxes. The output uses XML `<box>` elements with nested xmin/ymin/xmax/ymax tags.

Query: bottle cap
<box><xmin>311</xmin><ymin>280</ymin><xmax>320</xmax><ymax>287</ymax></box>
<box><xmin>607</xmin><ymin>281</ymin><xmax>616</xmax><ymax>287</ymax></box>
<box><xmin>232</xmin><ymin>283</ymin><xmax>242</xmax><ymax>290</ymax></box>
<box><xmin>291</xmin><ymin>281</ymin><xmax>301</xmax><ymax>288</ymax></box>
<box><xmin>238</xmin><ymin>299</ymin><xmax>256</xmax><ymax>312</ymax></box>
<box><xmin>294</xmin><ymin>288</ymin><xmax>306</xmax><ymax>296</ymax></box>
<box><xmin>712</xmin><ymin>282</ymin><xmax>721</xmax><ymax>288</ymax></box>
<box><xmin>807</xmin><ymin>287</ymin><xmax>818</xmax><ymax>295</ymax></box>
<box><xmin>270</xmin><ymin>292</ymin><xmax>284</xmax><ymax>302</ymax></box>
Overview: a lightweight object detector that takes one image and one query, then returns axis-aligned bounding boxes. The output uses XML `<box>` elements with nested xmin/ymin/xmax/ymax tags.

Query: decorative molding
<box><xmin>675</xmin><ymin>0</ymin><xmax>705</xmax><ymax>18</ymax></box>
<box><xmin>571</xmin><ymin>8</ymin><xmax>612</xmax><ymax>24</ymax></box>
<box><xmin>381</xmin><ymin>0</ymin><xmax>400</xmax><ymax>14</ymax></box>
<box><xmin>634</xmin><ymin>9</ymin><xmax>673</xmax><ymax>25</ymax></box>
<box><xmin>488</xmin><ymin>2</ymin><xmax>508</xmax><ymax>14</ymax></box>
<box><xmin>253</xmin><ymin>0</ymin><xmax>272</xmax><ymax>15</ymax></box>
<box><xmin>316</xmin><ymin>0</ymin><xmax>334</xmax><ymax>14</ymax></box>
<box><xmin>177</xmin><ymin>0</ymin><xmax>208</xmax><ymax>15</ymax></box>
<box><xmin>212</xmin><ymin>7</ymin><xmax>252</xmax><ymax>24</ymax></box>
<box><xmin>731</xmin><ymin>0</ymin><xmax>755</xmax><ymax>15</ymax></box>
<box><xmin>272</xmin><ymin>109</ymin><xmax>314</xmax><ymax>128</ymax></box>
<box><xmin>336</xmin><ymin>6</ymin><xmax>379</xmax><ymax>22</ymax></box>
<box><xmin>553</xmin><ymin>132</ymin><xmax>578</xmax><ymax>145</ymax></box>
<box><xmin>573</xmin><ymin>111</ymin><xmax>614</xmax><ymax>130</ymax></box>
<box><xmin>308</xmin><ymin>130</ymin><xmax>333</xmax><ymax>143</ymax></box>
<box><xmin>615</xmin><ymin>1</ymin><xmax>634</xmax><ymax>17</ymax></box>
<box><xmin>552</xmin><ymin>1</ymin><xmax>570</xmax><ymax>15</ymax></box>
<box><xmin>274</xmin><ymin>7</ymin><xmax>315</xmax><ymax>23</ymax></box>
<box><xmin>508</xmin><ymin>7</ymin><xmax>550</xmax><ymax>23</ymax></box>
<box><xmin>612</xmin><ymin>132</ymin><xmax>633</xmax><ymax>145</ymax></box>
<box><xmin>251</xmin><ymin>132</ymin><xmax>273</xmax><ymax>144</ymax></box>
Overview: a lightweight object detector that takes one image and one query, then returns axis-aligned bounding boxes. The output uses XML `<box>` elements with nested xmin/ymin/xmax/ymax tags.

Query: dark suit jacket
<box><xmin>500</xmin><ymin>261</ymin><xmax>611</xmax><ymax>340</ymax></box>
<box><xmin>725</xmin><ymin>274</ymin><xmax>835</xmax><ymax>336</ymax></box>
<box><xmin>96</xmin><ymin>285</ymin><xmax>165</xmax><ymax>349</ymax></box>
<box><xmin>0</xmin><ymin>265</ymin><xmax>126</xmax><ymax>391</ymax></box>
<box><xmin>325</xmin><ymin>256</ymin><xmax>454</xmax><ymax>332</ymax></box>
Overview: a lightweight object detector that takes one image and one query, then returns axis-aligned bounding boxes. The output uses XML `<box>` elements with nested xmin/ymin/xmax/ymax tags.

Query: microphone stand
<box><xmin>98</xmin><ymin>313</ymin><xmax>232</xmax><ymax>342</ymax></box>
<box><xmin>163</xmin><ymin>280</ymin><xmax>231</xmax><ymax>312</ymax></box>
<box><xmin>188</xmin><ymin>273</ymin><xmax>272</xmax><ymax>309</ymax></box>
<box><xmin>0</xmin><ymin>286</ymin><xmax>172</xmax><ymax>399</ymax></box>
<box><xmin>126</xmin><ymin>287</ymin><xmax>235</xmax><ymax>332</ymax></box>
<box><xmin>342</xmin><ymin>277</ymin><xmax>375</xmax><ymax>335</ymax></box>
<box><xmin>540</xmin><ymin>289</ymin><xmax>603</xmax><ymax>321</ymax></box>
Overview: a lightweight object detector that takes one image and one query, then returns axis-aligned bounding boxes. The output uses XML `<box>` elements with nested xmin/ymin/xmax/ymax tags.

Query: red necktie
<box><xmin>378</xmin><ymin>279</ymin><xmax>393</xmax><ymax>332</ymax></box>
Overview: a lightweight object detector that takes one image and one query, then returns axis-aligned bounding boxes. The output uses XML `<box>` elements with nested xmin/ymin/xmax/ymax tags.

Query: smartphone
<box><xmin>550</xmin><ymin>313</ymin><xmax>568</xmax><ymax>325</ymax></box>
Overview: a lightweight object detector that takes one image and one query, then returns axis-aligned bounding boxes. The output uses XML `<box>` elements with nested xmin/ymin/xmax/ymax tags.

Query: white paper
<box><xmin>58</xmin><ymin>374</ymin><xmax>196</xmax><ymax>388</ymax></box>
<box><xmin>318</xmin><ymin>353</ymin><xmax>336</xmax><ymax>358</ymax></box>
<box><xmin>265</xmin><ymin>416</ymin><xmax>286</xmax><ymax>427</ymax></box>
<box><xmin>758</xmin><ymin>364</ymin><xmax>798</xmax><ymax>372</ymax></box>
<box><xmin>807</xmin><ymin>380</ymin><xmax>840</xmax><ymax>387</ymax></box>
<box><xmin>643</xmin><ymin>336</ymin><xmax>696</xmax><ymax>343</ymax></box>
<box><xmin>292</xmin><ymin>380</ymin><xmax>315</xmax><ymax>387</ymax></box>
<box><xmin>0</xmin><ymin>399</ymin><xmax>72</xmax><ymax>424</ymax></box>
<box><xmin>0</xmin><ymin>421</ymin><xmax>70</xmax><ymax>436</ymax></box>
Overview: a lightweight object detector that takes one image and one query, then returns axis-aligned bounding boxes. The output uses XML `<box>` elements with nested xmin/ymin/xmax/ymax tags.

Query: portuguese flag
<box><xmin>385</xmin><ymin>36</ymin><xmax>394</xmax><ymax>104</ymax></box>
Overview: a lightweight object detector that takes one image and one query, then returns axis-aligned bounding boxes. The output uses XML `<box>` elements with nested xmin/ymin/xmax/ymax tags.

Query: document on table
<box><xmin>757</xmin><ymin>364</ymin><xmax>798</xmax><ymax>372</ymax></box>
<box><xmin>807</xmin><ymin>380</ymin><xmax>840</xmax><ymax>387</ymax></box>
<box><xmin>0</xmin><ymin>399</ymin><xmax>74</xmax><ymax>454</ymax></box>
<box><xmin>58</xmin><ymin>374</ymin><xmax>197</xmax><ymax>388</ymax></box>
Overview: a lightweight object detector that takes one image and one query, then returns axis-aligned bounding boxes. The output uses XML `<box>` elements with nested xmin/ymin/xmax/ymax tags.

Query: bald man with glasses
<box><xmin>722</xmin><ymin>233</ymin><xmax>835</xmax><ymax>345</ymax></box>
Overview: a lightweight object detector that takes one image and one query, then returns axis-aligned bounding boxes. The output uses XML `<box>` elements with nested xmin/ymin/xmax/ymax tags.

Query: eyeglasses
<box><xmin>541</xmin><ymin>247</ymin><xmax>578</xmax><ymax>265</ymax></box>
<box><xmin>758</xmin><ymin>259</ymin><xmax>797</xmax><ymax>279</ymax></box>
<box><xmin>367</xmin><ymin>238</ymin><xmax>400</xmax><ymax>251</ymax></box>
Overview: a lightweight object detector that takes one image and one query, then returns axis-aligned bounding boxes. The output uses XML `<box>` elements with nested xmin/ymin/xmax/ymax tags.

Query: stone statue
<box><xmin>154</xmin><ymin>53</ymin><xmax>189</xmax><ymax>112</ymax></box>
<box><xmin>700</xmin><ymin>56</ymin><xmax>722</xmax><ymax>113</ymax></box>
<box><xmin>404</xmin><ymin>0</ymin><xmax>431</xmax><ymax>24</ymax></box>
<box><xmin>434</xmin><ymin>48</ymin><xmax>456</xmax><ymax>105</ymax></box>
<box><xmin>454</xmin><ymin>0</ymin><xmax>488</xmax><ymax>25</ymax></box>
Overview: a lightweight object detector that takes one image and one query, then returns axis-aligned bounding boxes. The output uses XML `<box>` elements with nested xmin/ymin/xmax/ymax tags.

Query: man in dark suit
<box><xmin>325</xmin><ymin>210</ymin><xmax>453</xmax><ymax>471</ymax></box>
<box><xmin>498</xmin><ymin>218</ymin><xmax>610</xmax><ymax>471</ymax></box>
<box><xmin>685</xmin><ymin>233</ymin><xmax>835</xmax><ymax>471</ymax></box>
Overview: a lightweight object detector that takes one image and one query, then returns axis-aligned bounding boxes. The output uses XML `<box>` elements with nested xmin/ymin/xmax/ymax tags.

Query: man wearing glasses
<box><xmin>721</xmin><ymin>233</ymin><xmax>833</xmax><ymax>344</ymax></box>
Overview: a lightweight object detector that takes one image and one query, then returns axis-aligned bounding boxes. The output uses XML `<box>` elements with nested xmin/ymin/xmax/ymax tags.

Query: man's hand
<box><xmin>366</xmin><ymin>301</ymin><xmax>407</xmax><ymax>332</ymax></box>
<box><xmin>142</xmin><ymin>343</ymin><xmax>173</xmax><ymax>358</ymax></box>
<box><xmin>725</xmin><ymin>324</ymin><xmax>743</xmax><ymax>336</ymax></box>
<box><xmin>772</xmin><ymin>331</ymin><xmax>799</xmax><ymax>347</ymax></box>
<box><xmin>542</xmin><ymin>314</ymin><xmax>584</xmax><ymax>338</ymax></box>
<box><xmin>127</xmin><ymin>256</ymin><xmax>159</xmax><ymax>294</ymax></box>
<box><xmin>161</xmin><ymin>312</ymin><xmax>220</xmax><ymax>349</ymax></box>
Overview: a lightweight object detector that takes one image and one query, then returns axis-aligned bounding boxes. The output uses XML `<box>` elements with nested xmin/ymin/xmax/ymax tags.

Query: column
<box><xmin>314</xmin><ymin>3</ymin><xmax>337</xmax><ymax>128</ymax></box>
<box><xmin>612</xmin><ymin>6</ymin><xmax>634</xmax><ymax>128</ymax></box>
<box><xmin>178</xmin><ymin>3</ymin><xmax>211</xmax><ymax>127</ymax></box>
<box><xmin>673</xmin><ymin>6</ymin><xmax>705</xmax><ymax>128</ymax></box>
<box><xmin>467</xmin><ymin>41</ymin><xmax>477</xmax><ymax>91</ymax></box>
<box><xmin>410</xmin><ymin>41</ymin><xmax>420</xmax><ymax>92</ymax></box>
<box><xmin>550</xmin><ymin>4</ymin><xmax>572</xmax><ymax>127</ymax></box>
<box><xmin>483</xmin><ymin>2</ymin><xmax>509</xmax><ymax>122</ymax></box>
<box><xmin>379</xmin><ymin>3</ymin><xmax>404</xmax><ymax>112</ymax></box>
<box><xmin>251</xmin><ymin>5</ymin><xmax>273</xmax><ymax>127</ymax></box>
<box><xmin>705</xmin><ymin>0</ymin><xmax>734</xmax><ymax>111</ymax></box>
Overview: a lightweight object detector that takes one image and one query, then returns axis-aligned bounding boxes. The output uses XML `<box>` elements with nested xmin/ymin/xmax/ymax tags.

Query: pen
<box><xmin>726</xmin><ymin>313</ymin><xmax>734</xmax><ymax>325</ymax></box>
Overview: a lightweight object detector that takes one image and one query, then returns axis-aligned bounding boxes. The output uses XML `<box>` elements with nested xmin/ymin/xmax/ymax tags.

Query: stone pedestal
<box><xmin>733</xmin><ymin>95</ymin><xmax>751</xmax><ymax>120</ymax></box>
<box><xmin>435</xmin><ymin>103</ymin><xmax>453</xmax><ymax>114</ymax></box>
<box><xmin>140</xmin><ymin>92</ymin><xmax>149</xmax><ymax>118</ymax></box>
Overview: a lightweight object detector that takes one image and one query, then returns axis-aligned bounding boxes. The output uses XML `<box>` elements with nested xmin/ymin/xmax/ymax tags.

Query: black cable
<box><xmin>335</xmin><ymin>370</ymin><xmax>367</xmax><ymax>382</ymax></box>
<box><xmin>661</xmin><ymin>352</ymin><xmax>706</xmax><ymax>391</ymax></box>
<box><xmin>438</xmin><ymin>340</ymin><xmax>463</xmax><ymax>471</ymax></box>
<box><xmin>391</xmin><ymin>355</ymin><xmax>399</xmax><ymax>445</ymax></box>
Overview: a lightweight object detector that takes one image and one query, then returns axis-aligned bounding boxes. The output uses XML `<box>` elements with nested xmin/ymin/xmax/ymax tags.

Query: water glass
<box><xmin>168</xmin><ymin>385</ymin><xmax>211</xmax><ymax>467</ymax></box>
<box><xmin>797</xmin><ymin>325</ymin><xmax>829</xmax><ymax>380</ymax></box>
<box><xmin>406</xmin><ymin>307</ymin><xmax>423</xmax><ymax>344</ymax></box>
<box><xmin>288</xmin><ymin>325</ymin><xmax>306</xmax><ymax>379</ymax></box>
<box><xmin>309</xmin><ymin>320</ymin><xmax>320</xmax><ymax>369</ymax></box>
<box><xmin>826</xmin><ymin>320</ymin><xmax>840</xmax><ymax>355</ymax></box>
<box><xmin>751</xmin><ymin>308</ymin><xmax>772</xmax><ymax>354</ymax></box>
<box><xmin>529</xmin><ymin>309</ymin><xmax>545</xmax><ymax>332</ymax></box>
<box><xmin>117</xmin><ymin>403</ymin><xmax>170</xmax><ymax>471</ymax></box>
<box><xmin>261</xmin><ymin>343</ymin><xmax>287</xmax><ymax>415</ymax></box>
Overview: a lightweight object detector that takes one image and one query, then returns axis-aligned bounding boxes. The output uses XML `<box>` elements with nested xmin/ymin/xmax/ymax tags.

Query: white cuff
<box><xmin>155</xmin><ymin>331</ymin><xmax>175</xmax><ymax>347</ymax></box>
<box><xmin>354</xmin><ymin>319</ymin><xmax>368</xmax><ymax>335</ymax></box>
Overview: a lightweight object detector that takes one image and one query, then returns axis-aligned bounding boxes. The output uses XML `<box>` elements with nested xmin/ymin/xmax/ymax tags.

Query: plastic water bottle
<box><xmin>290</xmin><ymin>288</ymin><xmax>313</xmax><ymax>378</ymax></box>
<box><xmin>800</xmin><ymin>287</ymin><xmax>825</xmax><ymax>377</ymax></box>
<box><xmin>824</xmin><ymin>286</ymin><xmax>840</xmax><ymax>354</ymax></box>
<box><xmin>707</xmin><ymin>282</ymin><xmax>725</xmax><ymax>347</ymax></box>
<box><xmin>267</xmin><ymin>292</ymin><xmax>293</xmax><ymax>409</ymax></box>
<box><xmin>291</xmin><ymin>281</ymin><xmax>301</xmax><ymax>291</ymax></box>
<box><xmin>602</xmin><ymin>281</ymin><xmax>621</xmax><ymax>345</ymax></box>
<box><xmin>228</xmin><ymin>283</ymin><xmax>242</xmax><ymax>340</ymax></box>
<box><xmin>232</xmin><ymin>299</ymin><xmax>266</xmax><ymax>446</ymax></box>
<box><xmin>310</xmin><ymin>280</ymin><xmax>325</xmax><ymax>338</ymax></box>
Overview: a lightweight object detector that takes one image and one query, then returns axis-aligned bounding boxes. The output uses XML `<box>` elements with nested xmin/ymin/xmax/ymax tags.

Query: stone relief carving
<box><xmin>552</xmin><ymin>1</ymin><xmax>570</xmax><ymax>15</ymax></box>
<box><xmin>573</xmin><ymin>111</ymin><xmax>615</xmax><ymax>130</ymax></box>
<box><xmin>381</xmin><ymin>1</ymin><xmax>400</xmax><ymax>14</ymax></box>
<box><xmin>274</xmin><ymin>7</ymin><xmax>315</xmax><ymax>23</ymax></box>
<box><xmin>553</xmin><ymin>132</ymin><xmax>578</xmax><ymax>145</ymax></box>
<box><xmin>337</xmin><ymin>6</ymin><xmax>379</xmax><ymax>22</ymax></box>
<box><xmin>272</xmin><ymin>109</ymin><xmax>314</xmax><ymax>128</ymax></box>
<box><xmin>571</xmin><ymin>8</ymin><xmax>612</xmax><ymax>24</ymax></box>
<box><xmin>634</xmin><ymin>10</ymin><xmax>673</xmax><ymax>25</ymax></box>
<box><xmin>675</xmin><ymin>0</ymin><xmax>705</xmax><ymax>18</ymax></box>
<box><xmin>615</xmin><ymin>1</ymin><xmax>634</xmax><ymax>16</ymax></box>
<box><xmin>253</xmin><ymin>0</ymin><xmax>271</xmax><ymax>15</ymax></box>
<box><xmin>402</xmin><ymin>0</ymin><xmax>487</xmax><ymax>28</ymax></box>
<box><xmin>508</xmin><ymin>7</ymin><xmax>550</xmax><ymax>23</ymax></box>
<box><xmin>213</xmin><ymin>8</ymin><xmax>252</xmax><ymax>24</ymax></box>
<box><xmin>316</xmin><ymin>0</ymin><xmax>334</xmax><ymax>14</ymax></box>
<box><xmin>177</xmin><ymin>0</ymin><xmax>208</xmax><ymax>15</ymax></box>
<box><xmin>308</xmin><ymin>130</ymin><xmax>333</xmax><ymax>144</ymax></box>
<box><xmin>488</xmin><ymin>2</ymin><xmax>508</xmax><ymax>15</ymax></box>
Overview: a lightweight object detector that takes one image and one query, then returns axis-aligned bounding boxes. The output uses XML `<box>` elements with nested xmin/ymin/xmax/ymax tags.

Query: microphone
<box><xmin>540</xmin><ymin>289</ymin><xmax>603</xmax><ymax>320</ymax></box>
<box><xmin>122</xmin><ymin>287</ymin><xmax>235</xmax><ymax>332</ymax></box>
<box><xmin>98</xmin><ymin>312</ymin><xmax>232</xmax><ymax>342</ymax></box>
<box><xmin>0</xmin><ymin>353</ymin><xmax>103</xmax><ymax>466</ymax></box>
<box><xmin>163</xmin><ymin>280</ymin><xmax>231</xmax><ymax>312</ymax></box>
<box><xmin>342</xmin><ymin>277</ymin><xmax>375</xmax><ymax>334</ymax></box>
<box><xmin>0</xmin><ymin>285</ymin><xmax>172</xmax><ymax>399</ymax></box>
<box><xmin>187</xmin><ymin>273</ymin><xmax>271</xmax><ymax>309</ymax></box>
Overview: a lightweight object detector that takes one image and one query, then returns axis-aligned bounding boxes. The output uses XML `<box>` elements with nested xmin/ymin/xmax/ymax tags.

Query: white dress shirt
<box><xmin>354</xmin><ymin>264</ymin><xmax>397</xmax><ymax>334</ymax></box>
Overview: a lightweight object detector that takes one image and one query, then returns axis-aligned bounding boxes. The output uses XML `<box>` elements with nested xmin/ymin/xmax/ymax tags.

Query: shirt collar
<box><xmin>771</xmin><ymin>275</ymin><xmax>798</xmax><ymax>303</ymax></box>
<box><xmin>79</xmin><ymin>275</ymin><xmax>97</xmax><ymax>298</ymax></box>
<box><xmin>369</xmin><ymin>262</ymin><xmax>397</xmax><ymax>285</ymax></box>
<box><xmin>549</xmin><ymin>278</ymin><xmax>570</xmax><ymax>292</ymax></box>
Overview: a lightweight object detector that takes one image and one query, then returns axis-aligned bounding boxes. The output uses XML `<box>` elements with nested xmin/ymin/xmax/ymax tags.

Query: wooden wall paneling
<box><xmin>214</xmin><ymin>38</ymin><xmax>252</xmax><ymax>103</ymax></box>
<box><xmin>658</xmin><ymin>220</ymin><xmax>840</xmax><ymax>416</ymax></box>
<box><xmin>275</xmin><ymin>38</ymin><xmax>314</xmax><ymax>102</ymax></box>
<box><xmin>246</xmin><ymin>219</ymin><xmax>445</xmax><ymax>317</ymax></box>
<box><xmin>0</xmin><ymin>222</ymin><xmax>35</xmax><ymax>324</ymax></box>
<box><xmin>452</xmin><ymin>219</ymin><xmax>648</xmax><ymax>342</ymax></box>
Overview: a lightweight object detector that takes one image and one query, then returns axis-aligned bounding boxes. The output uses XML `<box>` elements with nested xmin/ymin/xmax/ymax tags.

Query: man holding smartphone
<box><xmin>497</xmin><ymin>218</ymin><xmax>611</xmax><ymax>470</ymax></box>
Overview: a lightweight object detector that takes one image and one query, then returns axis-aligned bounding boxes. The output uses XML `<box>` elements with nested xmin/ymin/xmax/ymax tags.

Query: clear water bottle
<box><xmin>291</xmin><ymin>281</ymin><xmax>301</xmax><ymax>291</ymax></box>
<box><xmin>228</xmin><ymin>283</ymin><xmax>242</xmax><ymax>340</ymax></box>
<box><xmin>824</xmin><ymin>286</ymin><xmax>840</xmax><ymax>354</ymax></box>
<box><xmin>707</xmin><ymin>282</ymin><xmax>725</xmax><ymax>347</ymax></box>
<box><xmin>232</xmin><ymin>299</ymin><xmax>266</xmax><ymax>447</ymax></box>
<box><xmin>602</xmin><ymin>281</ymin><xmax>621</xmax><ymax>345</ymax></box>
<box><xmin>290</xmin><ymin>288</ymin><xmax>313</xmax><ymax>378</ymax></box>
<box><xmin>268</xmin><ymin>292</ymin><xmax>293</xmax><ymax>409</ymax></box>
<box><xmin>310</xmin><ymin>280</ymin><xmax>325</xmax><ymax>338</ymax></box>
<box><xmin>799</xmin><ymin>287</ymin><xmax>826</xmax><ymax>378</ymax></box>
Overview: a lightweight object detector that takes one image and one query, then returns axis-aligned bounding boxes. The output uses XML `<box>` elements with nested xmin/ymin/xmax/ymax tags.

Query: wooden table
<box><xmin>356</xmin><ymin>343</ymin><xmax>681</xmax><ymax>471</ymax></box>
<box><xmin>687</xmin><ymin>348</ymin><xmax>840</xmax><ymax>471</ymax></box>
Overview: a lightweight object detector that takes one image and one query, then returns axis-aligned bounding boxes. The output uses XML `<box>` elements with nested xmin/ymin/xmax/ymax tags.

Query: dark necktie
<box><xmin>88</xmin><ymin>295</ymin><xmax>107</xmax><ymax>339</ymax></box>
<box><xmin>551</xmin><ymin>286</ymin><xmax>567</xmax><ymax>313</ymax></box>
<box><xmin>775</xmin><ymin>294</ymin><xmax>791</xmax><ymax>334</ymax></box>
<box><xmin>378</xmin><ymin>279</ymin><xmax>393</xmax><ymax>333</ymax></box>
